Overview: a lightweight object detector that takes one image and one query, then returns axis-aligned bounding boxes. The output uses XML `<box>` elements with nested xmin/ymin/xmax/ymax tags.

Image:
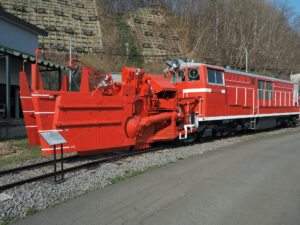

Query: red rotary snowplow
<box><xmin>20</xmin><ymin>55</ymin><xmax>183</xmax><ymax>155</ymax></box>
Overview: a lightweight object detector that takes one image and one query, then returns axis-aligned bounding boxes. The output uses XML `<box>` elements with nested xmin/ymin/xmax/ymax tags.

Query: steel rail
<box><xmin>0</xmin><ymin>146</ymin><xmax>166</xmax><ymax>192</ymax></box>
<box><xmin>0</xmin><ymin>155</ymin><xmax>79</xmax><ymax>177</ymax></box>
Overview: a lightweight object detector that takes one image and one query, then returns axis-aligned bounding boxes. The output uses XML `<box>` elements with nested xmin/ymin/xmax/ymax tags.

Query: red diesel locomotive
<box><xmin>19</xmin><ymin>54</ymin><xmax>299</xmax><ymax>155</ymax></box>
<box><xmin>163</xmin><ymin>59</ymin><xmax>299</xmax><ymax>140</ymax></box>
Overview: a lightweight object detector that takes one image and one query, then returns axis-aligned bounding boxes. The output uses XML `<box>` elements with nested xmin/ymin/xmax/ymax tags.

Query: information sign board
<box><xmin>40</xmin><ymin>131</ymin><xmax>67</xmax><ymax>146</ymax></box>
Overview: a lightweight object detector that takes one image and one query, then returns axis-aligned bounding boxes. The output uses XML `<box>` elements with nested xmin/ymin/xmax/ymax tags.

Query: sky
<box><xmin>286</xmin><ymin>0</ymin><xmax>300</xmax><ymax>16</ymax></box>
<box><xmin>275</xmin><ymin>0</ymin><xmax>300</xmax><ymax>28</ymax></box>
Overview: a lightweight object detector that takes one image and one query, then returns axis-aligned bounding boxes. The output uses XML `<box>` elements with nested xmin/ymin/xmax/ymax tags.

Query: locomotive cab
<box><xmin>163</xmin><ymin>59</ymin><xmax>211</xmax><ymax>138</ymax></box>
<box><xmin>163</xmin><ymin>60</ymin><xmax>206</xmax><ymax>98</ymax></box>
<box><xmin>163</xmin><ymin>59</ymin><xmax>229</xmax><ymax>139</ymax></box>
<box><xmin>163</xmin><ymin>60</ymin><xmax>226</xmax><ymax>115</ymax></box>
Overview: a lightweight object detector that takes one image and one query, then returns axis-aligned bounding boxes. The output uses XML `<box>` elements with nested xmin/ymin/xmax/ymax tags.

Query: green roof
<box><xmin>0</xmin><ymin>46</ymin><xmax>68</xmax><ymax>70</ymax></box>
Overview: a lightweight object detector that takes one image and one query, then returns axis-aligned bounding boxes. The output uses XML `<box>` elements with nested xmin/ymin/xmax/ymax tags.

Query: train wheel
<box><xmin>183</xmin><ymin>133</ymin><xmax>198</xmax><ymax>144</ymax></box>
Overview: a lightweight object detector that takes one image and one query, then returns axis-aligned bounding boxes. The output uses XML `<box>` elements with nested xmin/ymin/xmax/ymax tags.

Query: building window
<box><xmin>207</xmin><ymin>68</ymin><xmax>224</xmax><ymax>85</ymax></box>
<box><xmin>188</xmin><ymin>67</ymin><xmax>200</xmax><ymax>81</ymax></box>
<box><xmin>266</xmin><ymin>81</ymin><xmax>273</xmax><ymax>100</ymax></box>
<box><xmin>170</xmin><ymin>71</ymin><xmax>176</xmax><ymax>83</ymax></box>
<box><xmin>177</xmin><ymin>69</ymin><xmax>185</xmax><ymax>82</ymax></box>
<box><xmin>258</xmin><ymin>80</ymin><xmax>265</xmax><ymax>100</ymax></box>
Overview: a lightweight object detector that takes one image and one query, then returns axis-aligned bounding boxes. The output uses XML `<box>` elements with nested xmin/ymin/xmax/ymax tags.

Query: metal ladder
<box><xmin>250</xmin><ymin>118</ymin><xmax>256</xmax><ymax>130</ymax></box>
<box><xmin>179</xmin><ymin>116</ymin><xmax>198</xmax><ymax>140</ymax></box>
<box><xmin>179</xmin><ymin>124</ymin><xmax>197</xmax><ymax>140</ymax></box>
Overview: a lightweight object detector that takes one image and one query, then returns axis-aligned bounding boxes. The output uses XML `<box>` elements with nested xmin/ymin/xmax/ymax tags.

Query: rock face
<box><xmin>128</xmin><ymin>8</ymin><xmax>183</xmax><ymax>63</ymax></box>
<box><xmin>0</xmin><ymin>0</ymin><xmax>103</xmax><ymax>54</ymax></box>
<box><xmin>290</xmin><ymin>74</ymin><xmax>300</xmax><ymax>84</ymax></box>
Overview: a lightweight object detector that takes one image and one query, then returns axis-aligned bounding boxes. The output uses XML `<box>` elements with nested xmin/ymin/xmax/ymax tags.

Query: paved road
<box><xmin>15</xmin><ymin>131</ymin><xmax>300</xmax><ymax>225</ymax></box>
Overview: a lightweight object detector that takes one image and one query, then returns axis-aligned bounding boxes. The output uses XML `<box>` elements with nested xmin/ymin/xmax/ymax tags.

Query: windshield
<box><xmin>167</xmin><ymin>69</ymin><xmax>186</xmax><ymax>83</ymax></box>
<box><xmin>167</xmin><ymin>67</ymin><xmax>200</xmax><ymax>83</ymax></box>
<box><xmin>170</xmin><ymin>71</ymin><xmax>176</xmax><ymax>83</ymax></box>
<box><xmin>178</xmin><ymin>69</ymin><xmax>185</xmax><ymax>82</ymax></box>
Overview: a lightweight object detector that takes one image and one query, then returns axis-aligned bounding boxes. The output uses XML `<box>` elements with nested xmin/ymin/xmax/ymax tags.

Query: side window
<box><xmin>207</xmin><ymin>68</ymin><xmax>224</xmax><ymax>85</ymax></box>
<box><xmin>207</xmin><ymin>68</ymin><xmax>216</xmax><ymax>83</ymax></box>
<box><xmin>216</xmin><ymin>71</ymin><xmax>223</xmax><ymax>84</ymax></box>
<box><xmin>258</xmin><ymin>80</ymin><xmax>265</xmax><ymax>100</ymax></box>
<box><xmin>177</xmin><ymin>69</ymin><xmax>185</xmax><ymax>82</ymax></box>
<box><xmin>170</xmin><ymin>71</ymin><xmax>176</xmax><ymax>83</ymax></box>
<box><xmin>188</xmin><ymin>67</ymin><xmax>200</xmax><ymax>81</ymax></box>
<box><xmin>266</xmin><ymin>81</ymin><xmax>273</xmax><ymax>100</ymax></box>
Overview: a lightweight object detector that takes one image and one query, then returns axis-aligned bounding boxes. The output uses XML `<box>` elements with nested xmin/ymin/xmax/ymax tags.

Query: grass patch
<box><xmin>0</xmin><ymin>216</ymin><xmax>16</xmax><ymax>225</ymax></box>
<box><xmin>0</xmin><ymin>138</ymin><xmax>45</xmax><ymax>169</ymax></box>
<box><xmin>115</xmin><ymin>15</ymin><xmax>143</xmax><ymax>66</ymax></box>
<box><xmin>108</xmin><ymin>170</ymin><xmax>143</xmax><ymax>184</ymax></box>
<box><xmin>107</xmin><ymin>168</ymin><xmax>142</xmax><ymax>184</ymax></box>
<box><xmin>108</xmin><ymin>175</ymin><xmax>126</xmax><ymax>184</ymax></box>
<box><xmin>26</xmin><ymin>207</ymin><xmax>36</xmax><ymax>215</ymax></box>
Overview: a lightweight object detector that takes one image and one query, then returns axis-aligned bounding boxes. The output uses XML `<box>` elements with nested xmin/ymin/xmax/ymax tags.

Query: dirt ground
<box><xmin>0</xmin><ymin>142</ymin><xmax>22</xmax><ymax>157</ymax></box>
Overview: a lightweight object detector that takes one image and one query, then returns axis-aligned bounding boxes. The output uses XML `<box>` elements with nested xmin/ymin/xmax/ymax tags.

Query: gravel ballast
<box><xmin>0</xmin><ymin>126</ymin><xmax>299</xmax><ymax>223</ymax></box>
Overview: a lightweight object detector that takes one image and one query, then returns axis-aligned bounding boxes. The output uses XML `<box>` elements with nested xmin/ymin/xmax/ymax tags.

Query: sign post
<box><xmin>40</xmin><ymin>131</ymin><xmax>67</xmax><ymax>183</ymax></box>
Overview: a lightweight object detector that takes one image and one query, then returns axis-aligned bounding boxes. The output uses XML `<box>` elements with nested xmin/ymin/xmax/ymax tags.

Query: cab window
<box><xmin>188</xmin><ymin>67</ymin><xmax>200</xmax><ymax>81</ymax></box>
<box><xmin>207</xmin><ymin>68</ymin><xmax>224</xmax><ymax>85</ymax></box>
<box><xmin>170</xmin><ymin>71</ymin><xmax>176</xmax><ymax>83</ymax></box>
<box><xmin>177</xmin><ymin>69</ymin><xmax>186</xmax><ymax>82</ymax></box>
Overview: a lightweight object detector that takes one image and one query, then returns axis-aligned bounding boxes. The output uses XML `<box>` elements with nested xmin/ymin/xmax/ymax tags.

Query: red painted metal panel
<box><xmin>19</xmin><ymin>71</ymin><xmax>40</xmax><ymax>146</ymax></box>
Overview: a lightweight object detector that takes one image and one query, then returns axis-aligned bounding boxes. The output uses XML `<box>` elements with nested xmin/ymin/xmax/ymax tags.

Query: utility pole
<box><xmin>245</xmin><ymin>47</ymin><xmax>248</xmax><ymax>73</ymax></box>
<box><xmin>69</xmin><ymin>36</ymin><xmax>72</xmax><ymax>91</ymax></box>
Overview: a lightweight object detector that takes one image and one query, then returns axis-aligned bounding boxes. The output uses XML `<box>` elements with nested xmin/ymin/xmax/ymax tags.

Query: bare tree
<box><xmin>96</xmin><ymin>0</ymin><xmax>300</xmax><ymax>76</ymax></box>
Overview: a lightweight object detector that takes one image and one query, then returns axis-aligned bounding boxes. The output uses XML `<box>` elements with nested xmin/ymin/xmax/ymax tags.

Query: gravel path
<box><xmin>0</xmin><ymin>126</ymin><xmax>299</xmax><ymax>224</ymax></box>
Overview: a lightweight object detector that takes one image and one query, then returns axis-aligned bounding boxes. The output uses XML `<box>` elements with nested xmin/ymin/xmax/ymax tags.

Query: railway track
<box><xmin>0</xmin><ymin>146</ymin><xmax>166</xmax><ymax>192</ymax></box>
<box><xmin>0</xmin><ymin>155</ymin><xmax>79</xmax><ymax>177</ymax></box>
